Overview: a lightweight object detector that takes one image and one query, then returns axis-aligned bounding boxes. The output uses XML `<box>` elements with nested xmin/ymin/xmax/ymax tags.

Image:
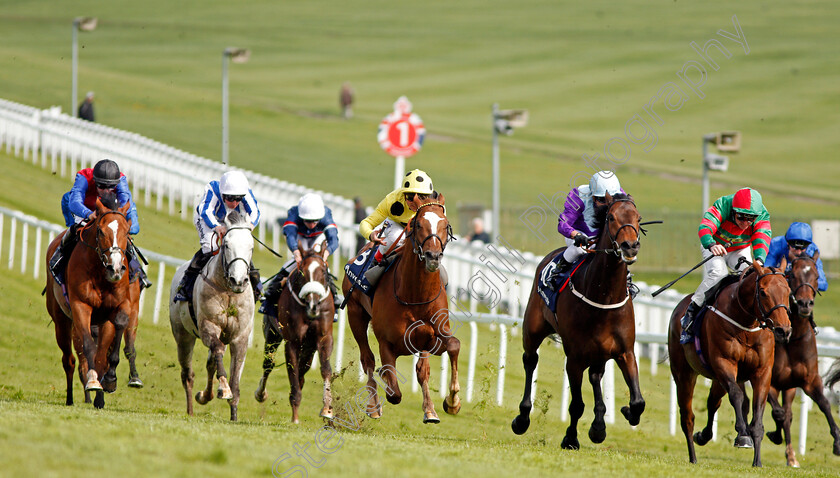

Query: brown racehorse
<box><xmin>45</xmin><ymin>195</ymin><xmax>134</xmax><ymax>409</ymax></box>
<box><xmin>342</xmin><ymin>195</ymin><xmax>461</xmax><ymax>423</ymax></box>
<box><xmin>668</xmin><ymin>261</ymin><xmax>792</xmax><ymax>467</ymax></box>
<box><xmin>511</xmin><ymin>194</ymin><xmax>644</xmax><ymax>448</ymax></box>
<box><xmin>255</xmin><ymin>242</ymin><xmax>335</xmax><ymax>423</ymax></box>
<box><xmin>765</xmin><ymin>255</ymin><xmax>840</xmax><ymax>466</ymax></box>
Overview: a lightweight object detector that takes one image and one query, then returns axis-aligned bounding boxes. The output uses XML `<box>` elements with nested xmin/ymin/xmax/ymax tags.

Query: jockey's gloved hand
<box><xmin>573</xmin><ymin>233</ymin><xmax>589</xmax><ymax>247</ymax></box>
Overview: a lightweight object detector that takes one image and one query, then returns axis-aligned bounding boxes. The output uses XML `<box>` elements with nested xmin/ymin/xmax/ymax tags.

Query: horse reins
<box><xmin>584</xmin><ymin>198</ymin><xmax>641</xmax><ymax>256</ymax></box>
<box><xmin>393</xmin><ymin>202</ymin><xmax>452</xmax><ymax>306</ymax></box>
<box><xmin>77</xmin><ymin>210</ymin><xmax>130</xmax><ymax>269</ymax></box>
<box><xmin>730</xmin><ymin>268</ymin><xmax>791</xmax><ymax>332</ymax></box>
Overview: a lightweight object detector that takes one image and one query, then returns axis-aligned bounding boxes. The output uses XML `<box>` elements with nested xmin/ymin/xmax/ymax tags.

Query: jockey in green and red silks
<box><xmin>680</xmin><ymin>187</ymin><xmax>771</xmax><ymax>344</ymax></box>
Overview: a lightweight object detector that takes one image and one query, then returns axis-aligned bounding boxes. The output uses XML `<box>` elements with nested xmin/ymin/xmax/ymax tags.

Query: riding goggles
<box><xmin>404</xmin><ymin>192</ymin><xmax>428</xmax><ymax>202</ymax></box>
<box><xmin>787</xmin><ymin>240</ymin><xmax>809</xmax><ymax>250</ymax></box>
<box><xmin>735</xmin><ymin>213</ymin><xmax>757</xmax><ymax>222</ymax></box>
<box><xmin>96</xmin><ymin>183</ymin><xmax>117</xmax><ymax>191</ymax></box>
<box><xmin>223</xmin><ymin>194</ymin><xmax>245</xmax><ymax>202</ymax></box>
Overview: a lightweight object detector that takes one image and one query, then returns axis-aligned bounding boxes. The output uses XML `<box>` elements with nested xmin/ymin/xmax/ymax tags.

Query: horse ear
<box><xmin>436</xmin><ymin>192</ymin><xmax>445</xmax><ymax>206</ymax></box>
<box><xmin>604</xmin><ymin>191</ymin><xmax>613</xmax><ymax>203</ymax></box>
<box><xmin>812</xmin><ymin>250</ymin><xmax>820</xmax><ymax>261</ymax></box>
<box><xmin>779</xmin><ymin>256</ymin><xmax>788</xmax><ymax>271</ymax></box>
<box><xmin>119</xmin><ymin>201</ymin><xmax>130</xmax><ymax>216</ymax></box>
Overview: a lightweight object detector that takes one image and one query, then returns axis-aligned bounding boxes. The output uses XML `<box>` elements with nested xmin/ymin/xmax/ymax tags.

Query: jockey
<box><xmin>261</xmin><ymin>193</ymin><xmax>342</xmax><ymax>318</ymax></box>
<box><xmin>556</xmin><ymin>170</ymin><xmax>625</xmax><ymax>272</ymax></box>
<box><xmin>360</xmin><ymin>168</ymin><xmax>441</xmax><ymax>286</ymax></box>
<box><xmin>680</xmin><ymin>187</ymin><xmax>772</xmax><ymax>344</ymax></box>
<box><xmin>765</xmin><ymin>222</ymin><xmax>828</xmax><ymax>291</ymax></box>
<box><xmin>50</xmin><ymin>159</ymin><xmax>151</xmax><ymax>288</ymax></box>
<box><xmin>173</xmin><ymin>171</ymin><xmax>262</xmax><ymax>303</ymax></box>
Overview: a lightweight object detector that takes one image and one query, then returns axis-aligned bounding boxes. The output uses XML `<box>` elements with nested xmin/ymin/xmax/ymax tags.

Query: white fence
<box><xmin>4</xmin><ymin>204</ymin><xmax>840</xmax><ymax>456</ymax></box>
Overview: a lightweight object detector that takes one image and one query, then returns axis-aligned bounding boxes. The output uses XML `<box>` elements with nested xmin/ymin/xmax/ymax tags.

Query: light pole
<box><xmin>491</xmin><ymin>104</ymin><xmax>528</xmax><ymax>241</ymax></box>
<box><xmin>71</xmin><ymin>17</ymin><xmax>97</xmax><ymax>117</ymax></box>
<box><xmin>222</xmin><ymin>47</ymin><xmax>251</xmax><ymax>165</ymax></box>
<box><xmin>701</xmin><ymin>131</ymin><xmax>741</xmax><ymax>212</ymax></box>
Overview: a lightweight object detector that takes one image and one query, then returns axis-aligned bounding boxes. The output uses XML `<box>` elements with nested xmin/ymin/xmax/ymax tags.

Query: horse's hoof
<box><xmin>217</xmin><ymin>388</ymin><xmax>233</xmax><ymax>400</ymax></box>
<box><xmin>734</xmin><ymin>436</ymin><xmax>754</xmax><ymax>448</ymax></box>
<box><xmin>442</xmin><ymin>398</ymin><xmax>461</xmax><ymax>415</ymax></box>
<box><xmin>255</xmin><ymin>389</ymin><xmax>268</xmax><ymax>403</ymax></box>
<box><xmin>511</xmin><ymin>416</ymin><xmax>530</xmax><ymax>435</ymax></box>
<box><xmin>85</xmin><ymin>379</ymin><xmax>103</xmax><ymax>392</ymax></box>
<box><xmin>93</xmin><ymin>393</ymin><xmax>105</xmax><ymax>409</ymax></box>
<box><xmin>787</xmin><ymin>460</ymin><xmax>800</xmax><ymax>468</ymax></box>
<box><xmin>766</xmin><ymin>430</ymin><xmax>782</xmax><ymax>445</ymax></box>
<box><xmin>833</xmin><ymin>440</ymin><xmax>840</xmax><ymax>456</ymax></box>
<box><xmin>693</xmin><ymin>431</ymin><xmax>711</xmax><ymax>446</ymax></box>
<box><xmin>127</xmin><ymin>377</ymin><xmax>144</xmax><ymax>388</ymax></box>
<box><xmin>319</xmin><ymin>407</ymin><xmax>334</xmax><ymax>420</ymax></box>
<box><xmin>102</xmin><ymin>378</ymin><xmax>117</xmax><ymax>394</ymax></box>
<box><xmin>195</xmin><ymin>391</ymin><xmax>211</xmax><ymax>405</ymax></box>
<box><xmin>365</xmin><ymin>405</ymin><xmax>382</xmax><ymax>419</ymax></box>
<box><xmin>621</xmin><ymin>405</ymin><xmax>641</xmax><ymax>426</ymax></box>
<box><xmin>423</xmin><ymin>412</ymin><xmax>440</xmax><ymax>424</ymax></box>
<box><xmin>588</xmin><ymin>423</ymin><xmax>607</xmax><ymax>444</ymax></box>
<box><xmin>561</xmin><ymin>435</ymin><xmax>580</xmax><ymax>450</ymax></box>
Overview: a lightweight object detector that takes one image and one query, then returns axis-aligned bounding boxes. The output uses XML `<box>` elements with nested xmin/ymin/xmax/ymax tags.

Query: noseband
<box><xmin>80</xmin><ymin>210</ymin><xmax>129</xmax><ymax>269</ymax></box>
<box><xmin>289</xmin><ymin>253</ymin><xmax>330</xmax><ymax>306</ymax></box>
<box><xmin>407</xmin><ymin>202</ymin><xmax>455</xmax><ymax>262</ymax></box>
<box><xmin>589</xmin><ymin>198</ymin><xmax>640</xmax><ymax>256</ymax></box>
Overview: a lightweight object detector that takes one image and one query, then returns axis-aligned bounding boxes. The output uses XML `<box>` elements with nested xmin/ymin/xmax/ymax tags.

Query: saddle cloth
<box><xmin>537</xmin><ymin>253</ymin><xmax>589</xmax><ymax>312</ymax></box>
<box><xmin>344</xmin><ymin>248</ymin><xmax>380</xmax><ymax>298</ymax></box>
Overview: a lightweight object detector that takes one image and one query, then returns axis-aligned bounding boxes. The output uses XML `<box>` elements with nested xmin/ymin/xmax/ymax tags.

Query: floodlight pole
<box><xmin>492</xmin><ymin>103</ymin><xmax>500</xmax><ymax>242</ymax></box>
<box><xmin>702</xmin><ymin>135</ymin><xmax>711</xmax><ymax>213</ymax></box>
<box><xmin>222</xmin><ymin>47</ymin><xmax>250</xmax><ymax>165</ymax></box>
<box><xmin>71</xmin><ymin>17</ymin><xmax>97</xmax><ymax>118</ymax></box>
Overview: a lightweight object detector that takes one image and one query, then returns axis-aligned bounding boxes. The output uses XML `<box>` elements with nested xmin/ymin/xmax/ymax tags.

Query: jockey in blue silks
<box><xmin>50</xmin><ymin>159</ymin><xmax>151</xmax><ymax>288</ymax></box>
<box><xmin>173</xmin><ymin>170</ymin><xmax>262</xmax><ymax>303</ymax></box>
<box><xmin>765</xmin><ymin>222</ymin><xmax>828</xmax><ymax>291</ymax></box>
<box><xmin>260</xmin><ymin>193</ymin><xmax>341</xmax><ymax>318</ymax></box>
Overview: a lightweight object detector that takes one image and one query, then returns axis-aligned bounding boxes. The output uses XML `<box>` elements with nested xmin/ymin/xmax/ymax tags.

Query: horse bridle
<box><xmin>288</xmin><ymin>252</ymin><xmax>330</xmax><ymax>306</ymax></box>
<box><xmin>787</xmin><ymin>256</ymin><xmax>820</xmax><ymax>301</ymax></box>
<box><xmin>587</xmin><ymin>198</ymin><xmax>640</xmax><ymax>256</ymax></box>
<box><xmin>79</xmin><ymin>210</ymin><xmax>130</xmax><ymax>269</ymax></box>
<box><xmin>737</xmin><ymin>268</ymin><xmax>791</xmax><ymax>330</ymax></box>
<box><xmin>219</xmin><ymin>225</ymin><xmax>252</xmax><ymax>286</ymax></box>
<box><xmin>407</xmin><ymin>202</ymin><xmax>455</xmax><ymax>262</ymax></box>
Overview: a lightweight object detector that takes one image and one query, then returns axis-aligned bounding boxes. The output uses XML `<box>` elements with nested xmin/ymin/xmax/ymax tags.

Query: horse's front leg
<box><xmin>587</xmin><ymin>360</ymin><xmax>607</xmax><ymax>444</ymax></box>
<box><xmin>749</xmin><ymin>367</ymin><xmax>772</xmax><ymax>467</ymax></box>
<box><xmin>124</xmin><ymin>307</ymin><xmax>143</xmax><ymax>388</ymax></box>
<box><xmin>779</xmin><ymin>387</ymin><xmax>799</xmax><ymax>467</ymax></box>
<box><xmin>562</xmin><ymin>359</ymin><xmax>586</xmax><ymax>450</ymax></box>
<box><xmin>255</xmin><ymin>321</ymin><xmax>282</xmax><ymax>403</ymax></box>
<box><xmin>90</xmin><ymin>320</ymin><xmax>116</xmax><ymax>409</ymax></box>
<box><xmin>102</xmin><ymin>309</ymin><xmax>130</xmax><ymax>394</ymax></box>
<box><xmin>442</xmin><ymin>335</ymin><xmax>461</xmax><ymax>416</ymax></box>
<box><xmin>285</xmin><ymin>339</ymin><xmax>303</xmax><ymax>424</ymax></box>
<box><xmin>765</xmin><ymin>385</ymin><xmax>785</xmax><ymax>445</ymax></box>
<box><xmin>199</xmin><ymin>323</ymin><xmax>230</xmax><ymax>402</ymax></box>
<box><xmin>70</xmin><ymin>303</ymin><xmax>100</xmax><ymax>392</ymax></box>
<box><xmin>416</xmin><ymin>351</ymin><xmax>439</xmax><ymax>424</ymax></box>
<box><xmin>317</xmin><ymin>327</ymin><xmax>335</xmax><ymax>419</ymax></box>
<box><xmin>615</xmin><ymin>350</ymin><xmax>646</xmax><ymax>426</ymax></box>
<box><xmin>226</xmin><ymin>336</ymin><xmax>249</xmax><ymax>422</ymax></box>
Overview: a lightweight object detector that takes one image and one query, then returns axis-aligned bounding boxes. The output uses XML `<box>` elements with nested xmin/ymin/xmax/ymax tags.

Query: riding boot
<box><xmin>49</xmin><ymin>224</ymin><xmax>79</xmax><ymax>280</ymax></box>
<box><xmin>364</xmin><ymin>260</ymin><xmax>387</xmax><ymax>287</ymax></box>
<box><xmin>439</xmin><ymin>263</ymin><xmax>449</xmax><ymax>290</ymax></box>
<box><xmin>556</xmin><ymin>256</ymin><xmax>572</xmax><ymax>273</ymax></box>
<box><xmin>127</xmin><ymin>245</ymin><xmax>153</xmax><ymax>289</ymax></box>
<box><xmin>679</xmin><ymin>301</ymin><xmax>702</xmax><ymax>344</ymax></box>
<box><xmin>260</xmin><ymin>268</ymin><xmax>290</xmax><ymax>317</ymax></box>
<box><xmin>627</xmin><ymin>273</ymin><xmax>639</xmax><ymax>300</ymax></box>
<box><xmin>249</xmin><ymin>262</ymin><xmax>262</xmax><ymax>303</ymax></box>
<box><xmin>174</xmin><ymin>250</ymin><xmax>212</xmax><ymax>303</ymax></box>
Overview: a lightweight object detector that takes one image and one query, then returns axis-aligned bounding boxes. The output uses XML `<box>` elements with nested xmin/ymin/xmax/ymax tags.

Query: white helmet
<box><xmin>298</xmin><ymin>193</ymin><xmax>325</xmax><ymax>221</ymax></box>
<box><xmin>589</xmin><ymin>170</ymin><xmax>621</xmax><ymax>197</ymax></box>
<box><xmin>220</xmin><ymin>171</ymin><xmax>250</xmax><ymax>196</ymax></box>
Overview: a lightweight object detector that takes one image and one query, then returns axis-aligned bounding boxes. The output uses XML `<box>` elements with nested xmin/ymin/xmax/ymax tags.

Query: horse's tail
<box><xmin>826</xmin><ymin>358</ymin><xmax>840</xmax><ymax>390</ymax></box>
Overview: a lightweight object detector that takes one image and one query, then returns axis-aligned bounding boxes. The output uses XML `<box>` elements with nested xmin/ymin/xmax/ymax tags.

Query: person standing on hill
<box><xmin>78</xmin><ymin>91</ymin><xmax>95</xmax><ymax>122</ymax></box>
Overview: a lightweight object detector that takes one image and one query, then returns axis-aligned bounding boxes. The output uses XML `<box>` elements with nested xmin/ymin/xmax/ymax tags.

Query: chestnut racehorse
<box><xmin>255</xmin><ymin>241</ymin><xmax>335</xmax><ymax>423</ymax></box>
<box><xmin>342</xmin><ymin>195</ymin><xmax>461</xmax><ymax>423</ymax></box>
<box><xmin>45</xmin><ymin>196</ymin><xmax>134</xmax><ymax>409</ymax></box>
<box><xmin>511</xmin><ymin>194</ymin><xmax>644</xmax><ymax>448</ymax></box>
<box><xmin>765</xmin><ymin>255</ymin><xmax>840</xmax><ymax>466</ymax></box>
<box><xmin>668</xmin><ymin>261</ymin><xmax>792</xmax><ymax>467</ymax></box>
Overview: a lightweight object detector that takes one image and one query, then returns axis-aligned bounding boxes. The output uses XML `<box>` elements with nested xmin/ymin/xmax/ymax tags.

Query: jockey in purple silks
<box><xmin>556</xmin><ymin>170</ymin><xmax>625</xmax><ymax>272</ymax></box>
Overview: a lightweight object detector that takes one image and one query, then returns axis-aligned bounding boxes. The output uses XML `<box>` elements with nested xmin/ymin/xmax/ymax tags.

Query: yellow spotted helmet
<box><xmin>401</xmin><ymin>169</ymin><xmax>434</xmax><ymax>195</ymax></box>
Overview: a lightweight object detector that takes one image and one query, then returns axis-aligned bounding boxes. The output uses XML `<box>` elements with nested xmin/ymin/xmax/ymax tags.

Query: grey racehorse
<box><xmin>169</xmin><ymin>210</ymin><xmax>255</xmax><ymax>421</ymax></box>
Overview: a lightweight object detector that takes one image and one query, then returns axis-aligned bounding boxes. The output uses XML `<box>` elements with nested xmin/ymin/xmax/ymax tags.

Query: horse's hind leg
<box><xmin>54</xmin><ymin>316</ymin><xmax>76</xmax><ymax>406</ymax></box>
<box><xmin>173</xmin><ymin>328</ymin><xmax>197</xmax><ymax>415</ymax></box>
<box><xmin>347</xmin><ymin>303</ymin><xmax>380</xmax><ymax>418</ymax></box>
<box><xmin>616</xmin><ymin>349</ymin><xmax>646</xmax><ymax>426</ymax></box>
<box><xmin>255</xmin><ymin>324</ymin><xmax>281</xmax><ymax>403</ymax></box>
<box><xmin>748</xmin><ymin>369</ymin><xmax>772</xmax><ymax>467</ymax></box>
<box><xmin>92</xmin><ymin>320</ymin><xmax>117</xmax><ymax>409</ymax></box>
<box><xmin>124</xmin><ymin>311</ymin><xmax>143</xmax><ymax>388</ymax></box>
<box><xmin>802</xmin><ymin>379</ymin><xmax>840</xmax><ymax>457</ymax></box>
<box><xmin>442</xmin><ymin>336</ymin><xmax>461</xmax><ymax>416</ymax></box>
<box><xmin>562</xmin><ymin>359</ymin><xmax>586</xmax><ymax>450</ymax></box>
<box><xmin>511</xmin><ymin>303</ymin><xmax>552</xmax><ymax>435</ymax></box>
<box><xmin>284</xmin><ymin>339</ymin><xmax>303</xmax><ymax>424</ymax></box>
<box><xmin>694</xmin><ymin>380</ymin><xmax>725</xmax><ymax>446</ymax></box>
<box><xmin>103</xmin><ymin>311</ymin><xmax>129</xmax><ymax>394</ymax></box>
<box><xmin>195</xmin><ymin>349</ymin><xmax>217</xmax><ymax>406</ymax></box>
<box><xmin>587</xmin><ymin>360</ymin><xmax>608</xmax><ymax>444</ymax></box>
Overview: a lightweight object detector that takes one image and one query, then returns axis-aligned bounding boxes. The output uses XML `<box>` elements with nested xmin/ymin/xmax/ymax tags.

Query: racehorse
<box><xmin>765</xmin><ymin>255</ymin><xmax>840</xmax><ymax>466</ymax></box>
<box><xmin>342</xmin><ymin>195</ymin><xmax>461</xmax><ymax>423</ymax></box>
<box><xmin>668</xmin><ymin>261</ymin><xmax>792</xmax><ymax>467</ymax></box>
<box><xmin>169</xmin><ymin>210</ymin><xmax>255</xmax><ymax>421</ymax></box>
<box><xmin>512</xmin><ymin>194</ymin><xmax>645</xmax><ymax>449</ymax></box>
<box><xmin>45</xmin><ymin>195</ymin><xmax>134</xmax><ymax>409</ymax></box>
<box><xmin>255</xmin><ymin>242</ymin><xmax>335</xmax><ymax>423</ymax></box>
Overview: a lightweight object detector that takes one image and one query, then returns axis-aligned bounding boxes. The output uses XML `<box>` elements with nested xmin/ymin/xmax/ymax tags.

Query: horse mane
<box><xmin>99</xmin><ymin>191</ymin><xmax>118</xmax><ymax>210</ymax></box>
<box><xmin>226</xmin><ymin>209</ymin><xmax>246</xmax><ymax>226</ymax></box>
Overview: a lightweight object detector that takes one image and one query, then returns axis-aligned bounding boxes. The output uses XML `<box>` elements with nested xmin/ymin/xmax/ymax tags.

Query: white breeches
<box><xmin>691</xmin><ymin>246</ymin><xmax>753</xmax><ymax>305</ymax></box>
<box><xmin>562</xmin><ymin>237</ymin><xmax>586</xmax><ymax>263</ymax></box>
<box><xmin>374</xmin><ymin>219</ymin><xmax>406</xmax><ymax>256</ymax></box>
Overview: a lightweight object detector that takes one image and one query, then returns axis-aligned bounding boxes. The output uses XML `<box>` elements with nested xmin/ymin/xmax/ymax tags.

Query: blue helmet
<box><xmin>784</xmin><ymin>222</ymin><xmax>812</xmax><ymax>244</ymax></box>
